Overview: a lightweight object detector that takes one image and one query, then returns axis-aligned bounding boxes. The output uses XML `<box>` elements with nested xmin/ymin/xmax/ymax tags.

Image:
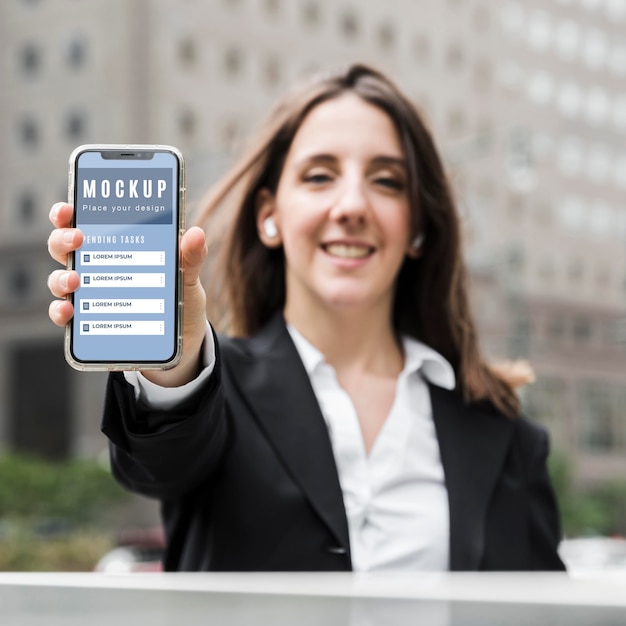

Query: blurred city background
<box><xmin>0</xmin><ymin>0</ymin><xmax>625</xmax><ymax>571</ymax></box>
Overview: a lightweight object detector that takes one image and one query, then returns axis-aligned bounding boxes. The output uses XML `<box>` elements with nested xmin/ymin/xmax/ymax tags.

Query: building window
<box><xmin>179</xmin><ymin>38</ymin><xmax>197</xmax><ymax>66</ymax></box>
<box><xmin>606</xmin><ymin>0</ymin><xmax>626</xmax><ymax>21</ymax></box>
<box><xmin>527</xmin><ymin>71</ymin><xmax>553</xmax><ymax>106</ymax></box>
<box><xmin>595</xmin><ymin>267</ymin><xmax>610</xmax><ymax>290</ymax></box>
<box><xmin>559</xmin><ymin>195</ymin><xmax>585</xmax><ymax>231</ymax></box>
<box><xmin>524</xmin><ymin>377</ymin><xmax>567</xmax><ymax>436</ymax></box>
<box><xmin>609</xmin><ymin>43</ymin><xmax>626</xmax><ymax>77</ymax></box>
<box><xmin>585</xmin><ymin>87</ymin><xmax>610</xmax><ymax>126</ymax></box>
<box><xmin>612</xmin><ymin>96</ymin><xmax>626</xmax><ymax>132</ymax></box>
<box><xmin>473</xmin><ymin>58</ymin><xmax>491</xmax><ymax>90</ymax></box>
<box><xmin>583</xmin><ymin>28</ymin><xmax>608</xmax><ymax>70</ymax></box>
<box><xmin>66</xmin><ymin>111</ymin><xmax>85</xmax><ymax>141</ymax></box>
<box><xmin>538</xmin><ymin>258</ymin><xmax>554</xmax><ymax>283</ymax></box>
<box><xmin>557</xmin><ymin>81</ymin><xmax>582</xmax><ymax>118</ymax></box>
<box><xmin>547</xmin><ymin>316</ymin><xmax>565</xmax><ymax>341</ymax></box>
<box><xmin>220</xmin><ymin>119</ymin><xmax>240</xmax><ymax>150</ymax></box>
<box><xmin>507</xmin><ymin>127</ymin><xmax>535</xmax><ymax>191</ymax></box>
<box><xmin>589</xmin><ymin>200</ymin><xmax>612</xmax><ymax>236</ymax></box>
<box><xmin>19</xmin><ymin>118</ymin><xmax>40</xmax><ymax>148</ymax></box>
<box><xmin>473</xmin><ymin>3</ymin><xmax>490</xmax><ymax>31</ymax></box>
<box><xmin>579</xmin><ymin>0</ymin><xmax>603</xmax><ymax>14</ymax></box>
<box><xmin>607</xmin><ymin>316</ymin><xmax>626</xmax><ymax>346</ymax></box>
<box><xmin>302</xmin><ymin>1</ymin><xmax>321</xmax><ymax>27</ymax></box>
<box><xmin>506</xmin><ymin>190</ymin><xmax>526</xmax><ymax>221</ymax></box>
<box><xmin>555</xmin><ymin>20</ymin><xmax>579</xmax><ymax>62</ymax></box>
<box><xmin>532</xmin><ymin>132</ymin><xmax>555</xmax><ymax>162</ymax></box>
<box><xmin>8</xmin><ymin>265</ymin><xmax>32</xmax><ymax>302</ymax></box>
<box><xmin>614</xmin><ymin>155</ymin><xmax>626</xmax><ymax>190</ymax></box>
<box><xmin>10</xmin><ymin>343</ymin><xmax>72</xmax><ymax>462</ymax></box>
<box><xmin>619</xmin><ymin>206</ymin><xmax>626</xmax><ymax>240</ymax></box>
<box><xmin>413</xmin><ymin>34</ymin><xmax>430</xmax><ymax>63</ymax></box>
<box><xmin>500</xmin><ymin>3</ymin><xmax>525</xmax><ymax>38</ymax></box>
<box><xmin>578</xmin><ymin>382</ymin><xmax>620</xmax><ymax>453</ymax></box>
<box><xmin>66</xmin><ymin>35</ymin><xmax>87</xmax><ymax>69</ymax></box>
<box><xmin>586</xmin><ymin>143</ymin><xmax>611</xmax><ymax>182</ymax></box>
<box><xmin>264</xmin><ymin>0</ymin><xmax>281</xmax><ymax>16</ymax></box>
<box><xmin>264</xmin><ymin>57</ymin><xmax>281</xmax><ymax>87</ymax></box>
<box><xmin>509</xmin><ymin>312</ymin><xmax>532</xmax><ymax>357</ymax></box>
<box><xmin>179</xmin><ymin>109</ymin><xmax>196</xmax><ymax>138</ymax></box>
<box><xmin>527</xmin><ymin>10</ymin><xmax>552</xmax><ymax>52</ymax></box>
<box><xmin>224</xmin><ymin>47</ymin><xmax>243</xmax><ymax>77</ymax></box>
<box><xmin>19</xmin><ymin>43</ymin><xmax>41</xmax><ymax>75</ymax></box>
<box><xmin>558</xmin><ymin>136</ymin><xmax>584</xmax><ymax>177</ymax></box>
<box><xmin>447</xmin><ymin>108</ymin><xmax>466</xmax><ymax>135</ymax></box>
<box><xmin>507</xmin><ymin>245</ymin><xmax>525</xmax><ymax>272</ymax></box>
<box><xmin>573</xmin><ymin>316</ymin><xmax>591</xmax><ymax>341</ymax></box>
<box><xmin>377</xmin><ymin>22</ymin><xmax>395</xmax><ymax>51</ymax></box>
<box><xmin>17</xmin><ymin>191</ymin><xmax>36</xmax><ymax>224</ymax></box>
<box><xmin>567</xmin><ymin>259</ymin><xmax>584</xmax><ymax>285</ymax></box>
<box><xmin>446</xmin><ymin>43</ymin><xmax>464</xmax><ymax>70</ymax></box>
<box><xmin>339</xmin><ymin>11</ymin><xmax>359</xmax><ymax>40</ymax></box>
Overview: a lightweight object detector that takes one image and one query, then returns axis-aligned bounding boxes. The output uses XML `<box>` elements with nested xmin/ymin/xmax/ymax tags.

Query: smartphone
<box><xmin>65</xmin><ymin>144</ymin><xmax>185</xmax><ymax>371</ymax></box>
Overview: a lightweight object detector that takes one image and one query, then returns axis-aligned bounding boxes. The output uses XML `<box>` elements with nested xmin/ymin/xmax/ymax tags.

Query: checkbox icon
<box><xmin>84</xmin><ymin>254</ymin><xmax>90</xmax><ymax>262</ymax></box>
<box><xmin>82</xmin><ymin>302</ymin><xmax>90</xmax><ymax>310</ymax></box>
<box><xmin>83</xmin><ymin>276</ymin><xmax>90</xmax><ymax>284</ymax></box>
<box><xmin>83</xmin><ymin>324</ymin><xmax>90</xmax><ymax>332</ymax></box>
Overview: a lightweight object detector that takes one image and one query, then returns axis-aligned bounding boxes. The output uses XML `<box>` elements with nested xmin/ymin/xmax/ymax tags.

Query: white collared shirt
<box><xmin>125</xmin><ymin>322</ymin><xmax>456</xmax><ymax>571</ymax></box>
<box><xmin>287</xmin><ymin>325</ymin><xmax>454</xmax><ymax>571</ymax></box>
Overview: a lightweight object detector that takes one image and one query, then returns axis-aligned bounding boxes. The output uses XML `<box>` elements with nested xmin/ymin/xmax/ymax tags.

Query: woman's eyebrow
<box><xmin>294</xmin><ymin>154</ymin><xmax>407</xmax><ymax>168</ymax></box>
<box><xmin>370</xmin><ymin>155</ymin><xmax>407</xmax><ymax>169</ymax></box>
<box><xmin>294</xmin><ymin>153</ymin><xmax>338</xmax><ymax>167</ymax></box>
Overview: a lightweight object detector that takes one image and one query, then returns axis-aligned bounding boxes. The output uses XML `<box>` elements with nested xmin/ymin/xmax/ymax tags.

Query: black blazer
<box><xmin>102</xmin><ymin>313</ymin><xmax>565</xmax><ymax>572</ymax></box>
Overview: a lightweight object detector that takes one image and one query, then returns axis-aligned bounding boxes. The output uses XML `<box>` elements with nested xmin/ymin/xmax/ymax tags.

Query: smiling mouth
<box><xmin>322</xmin><ymin>243</ymin><xmax>374</xmax><ymax>259</ymax></box>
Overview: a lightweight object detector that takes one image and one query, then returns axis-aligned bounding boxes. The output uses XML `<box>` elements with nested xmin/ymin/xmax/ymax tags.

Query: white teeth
<box><xmin>324</xmin><ymin>244</ymin><xmax>372</xmax><ymax>259</ymax></box>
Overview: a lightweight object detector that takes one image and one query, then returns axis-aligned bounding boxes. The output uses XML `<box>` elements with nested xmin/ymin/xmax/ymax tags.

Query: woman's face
<box><xmin>258</xmin><ymin>93</ymin><xmax>416</xmax><ymax>320</ymax></box>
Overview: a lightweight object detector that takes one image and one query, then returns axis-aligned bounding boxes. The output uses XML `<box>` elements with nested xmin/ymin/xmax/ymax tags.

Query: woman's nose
<box><xmin>329</xmin><ymin>177</ymin><xmax>369</xmax><ymax>223</ymax></box>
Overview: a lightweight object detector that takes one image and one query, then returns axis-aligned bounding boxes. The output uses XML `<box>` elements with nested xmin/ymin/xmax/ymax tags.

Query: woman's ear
<box><xmin>256</xmin><ymin>189</ymin><xmax>282</xmax><ymax>248</ymax></box>
<box><xmin>406</xmin><ymin>232</ymin><xmax>424</xmax><ymax>259</ymax></box>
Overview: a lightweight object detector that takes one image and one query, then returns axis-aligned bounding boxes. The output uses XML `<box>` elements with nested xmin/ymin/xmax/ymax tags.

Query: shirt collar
<box><xmin>287</xmin><ymin>324</ymin><xmax>456</xmax><ymax>390</ymax></box>
<box><xmin>287</xmin><ymin>324</ymin><xmax>326</xmax><ymax>375</ymax></box>
<box><xmin>401</xmin><ymin>336</ymin><xmax>456</xmax><ymax>390</ymax></box>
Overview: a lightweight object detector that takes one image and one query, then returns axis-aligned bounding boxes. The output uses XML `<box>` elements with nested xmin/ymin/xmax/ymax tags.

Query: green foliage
<box><xmin>0</xmin><ymin>454</ymin><xmax>130</xmax><ymax>571</ymax></box>
<box><xmin>0</xmin><ymin>454</ymin><xmax>128</xmax><ymax>526</ymax></box>
<box><xmin>0</xmin><ymin>528</ymin><xmax>113</xmax><ymax>571</ymax></box>
<box><xmin>549</xmin><ymin>452</ymin><xmax>626</xmax><ymax>537</ymax></box>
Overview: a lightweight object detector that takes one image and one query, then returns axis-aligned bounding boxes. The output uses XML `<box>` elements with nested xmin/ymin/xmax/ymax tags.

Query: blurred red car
<box><xmin>95</xmin><ymin>527</ymin><xmax>164</xmax><ymax>573</ymax></box>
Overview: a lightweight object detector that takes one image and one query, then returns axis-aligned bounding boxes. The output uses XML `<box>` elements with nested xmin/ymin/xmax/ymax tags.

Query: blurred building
<box><xmin>0</xmin><ymin>0</ymin><xmax>624</xmax><ymax>484</ymax></box>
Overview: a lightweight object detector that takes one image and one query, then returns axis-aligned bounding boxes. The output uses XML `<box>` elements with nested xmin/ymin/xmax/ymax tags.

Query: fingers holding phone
<box><xmin>47</xmin><ymin>203</ymin><xmax>83</xmax><ymax>326</ymax></box>
<box><xmin>179</xmin><ymin>225</ymin><xmax>208</xmax><ymax>335</ymax></box>
<box><xmin>141</xmin><ymin>226</ymin><xmax>209</xmax><ymax>388</ymax></box>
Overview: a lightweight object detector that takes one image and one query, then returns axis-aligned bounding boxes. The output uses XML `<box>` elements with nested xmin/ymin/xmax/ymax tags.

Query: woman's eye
<box><xmin>373</xmin><ymin>176</ymin><xmax>405</xmax><ymax>191</ymax></box>
<box><xmin>303</xmin><ymin>172</ymin><xmax>333</xmax><ymax>184</ymax></box>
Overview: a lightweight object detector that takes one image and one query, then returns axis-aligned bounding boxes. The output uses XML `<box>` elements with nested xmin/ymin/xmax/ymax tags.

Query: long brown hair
<box><xmin>195</xmin><ymin>64</ymin><xmax>520</xmax><ymax>417</ymax></box>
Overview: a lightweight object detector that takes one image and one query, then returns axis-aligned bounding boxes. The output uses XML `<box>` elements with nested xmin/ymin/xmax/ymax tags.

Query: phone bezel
<box><xmin>64</xmin><ymin>144</ymin><xmax>185</xmax><ymax>371</ymax></box>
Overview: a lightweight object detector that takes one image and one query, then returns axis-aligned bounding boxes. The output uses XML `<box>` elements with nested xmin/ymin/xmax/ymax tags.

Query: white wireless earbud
<box><xmin>411</xmin><ymin>233</ymin><xmax>424</xmax><ymax>250</ymax></box>
<box><xmin>263</xmin><ymin>217</ymin><xmax>278</xmax><ymax>239</ymax></box>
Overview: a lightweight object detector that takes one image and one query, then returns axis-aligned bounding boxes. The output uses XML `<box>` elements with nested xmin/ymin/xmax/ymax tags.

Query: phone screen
<box><xmin>66</xmin><ymin>145</ymin><xmax>184</xmax><ymax>370</ymax></box>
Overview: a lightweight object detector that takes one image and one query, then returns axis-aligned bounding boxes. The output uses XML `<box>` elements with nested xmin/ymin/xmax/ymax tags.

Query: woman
<box><xmin>47</xmin><ymin>64</ymin><xmax>565</xmax><ymax>572</ymax></box>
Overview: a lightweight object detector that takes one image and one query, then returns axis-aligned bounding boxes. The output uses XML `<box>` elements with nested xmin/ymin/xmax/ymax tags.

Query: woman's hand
<box><xmin>47</xmin><ymin>202</ymin><xmax>83</xmax><ymax>327</ymax></box>
<box><xmin>47</xmin><ymin>202</ymin><xmax>209</xmax><ymax>387</ymax></box>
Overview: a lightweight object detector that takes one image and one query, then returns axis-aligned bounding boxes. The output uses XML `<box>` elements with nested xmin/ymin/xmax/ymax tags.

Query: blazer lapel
<box><xmin>429</xmin><ymin>384</ymin><xmax>515</xmax><ymax>571</ymax></box>
<box><xmin>222</xmin><ymin>314</ymin><xmax>351</xmax><ymax>557</ymax></box>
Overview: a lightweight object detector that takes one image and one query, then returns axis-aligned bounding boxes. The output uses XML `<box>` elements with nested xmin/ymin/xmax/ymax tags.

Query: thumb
<box><xmin>180</xmin><ymin>226</ymin><xmax>208</xmax><ymax>286</ymax></box>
